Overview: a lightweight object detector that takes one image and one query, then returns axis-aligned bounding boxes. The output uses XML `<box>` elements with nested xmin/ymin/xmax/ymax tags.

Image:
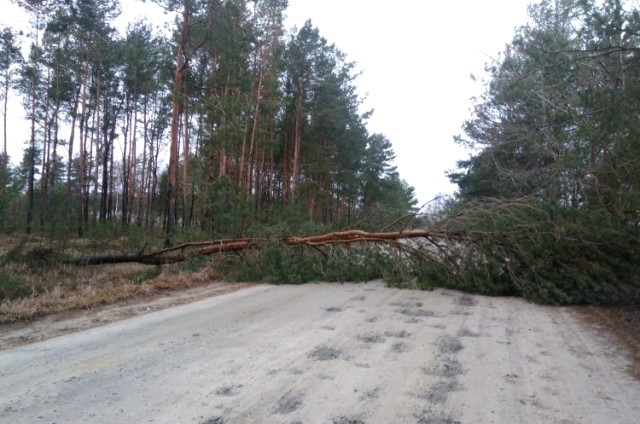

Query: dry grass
<box><xmin>0</xmin><ymin>235</ymin><xmax>224</xmax><ymax>324</ymax></box>
<box><xmin>0</xmin><ymin>264</ymin><xmax>224</xmax><ymax>324</ymax></box>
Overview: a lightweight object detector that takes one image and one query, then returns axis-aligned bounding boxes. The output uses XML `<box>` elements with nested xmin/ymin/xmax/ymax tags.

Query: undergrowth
<box><xmin>229</xmin><ymin>243</ymin><xmax>385</xmax><ymax>284</ymax></box>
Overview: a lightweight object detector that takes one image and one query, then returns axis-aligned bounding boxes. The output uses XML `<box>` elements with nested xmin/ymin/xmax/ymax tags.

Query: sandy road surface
<box><xmin>0</xmin><ymin>281</ymin><xmax>638</xmax><ymax>423</ymax></box>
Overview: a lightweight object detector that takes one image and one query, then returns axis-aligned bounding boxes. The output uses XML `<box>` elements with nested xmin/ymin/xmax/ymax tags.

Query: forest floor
<box><xmin>0</xmin><ymin>281</ymin><xmax>638</xmax><ymax>423</ymax></box>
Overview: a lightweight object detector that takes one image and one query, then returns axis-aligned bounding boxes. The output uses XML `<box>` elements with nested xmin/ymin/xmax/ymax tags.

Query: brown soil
<box><xmin>575</xmin><ymin>304</ymin><xmax>640</xmax><ymax>381</ymax></box>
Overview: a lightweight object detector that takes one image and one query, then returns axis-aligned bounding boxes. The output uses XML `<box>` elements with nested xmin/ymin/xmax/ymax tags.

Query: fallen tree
<box><xmin>62</xmin><ymin>239</ymin><xmax>261</xmax><ymax>266</ymax></box>
<box><xmin>61</xmin><ymin>230</ymin><xmax>467</xmax><ymax>266</ymax></box>
<box><xmin>55</xmin><ymin>197</ymin><xmax>639</xmax><ymax>305</ymax></box>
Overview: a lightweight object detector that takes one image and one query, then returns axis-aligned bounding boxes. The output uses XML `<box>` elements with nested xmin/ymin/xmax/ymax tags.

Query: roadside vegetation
<box><xmin>0</xmin><ymin>231</ymin><xmax>217</xmax><ymax>323</ymax></box>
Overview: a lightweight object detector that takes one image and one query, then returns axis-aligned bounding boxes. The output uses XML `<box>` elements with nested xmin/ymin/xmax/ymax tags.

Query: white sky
<box><xmin>1</xmin><ymin>0</ymin><xmax>532</xmax><ymax>205</ymax></box>
<box><xmin>284</xmin><ymin>0</ymin><xmax>532</xmax><ymax>205</ymax></box>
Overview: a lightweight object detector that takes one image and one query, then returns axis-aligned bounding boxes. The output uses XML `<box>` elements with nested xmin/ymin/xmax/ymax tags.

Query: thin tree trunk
<box><xmin>121</xmin><ymin>92</ymin><xmax>130</xmax><ymax>225</ymax></box>
<box><xmin>108</xmin><ymin>124</ymin><xmax>115</xmax><ymax>220</ymax></box>
<box><xmin>77</xmin><ymin>60</ymin><xmax>89</xmax><ymax>237</ymax></box>
<box><xmin>49</xmin><ymin>49</ymin><xmax>62</xmax><ymax>220</ymax></box>
<box><xmin>66</xmin><ymin>86</ymin><xmax>80</xmax><ymax>206</ymax></box>
<box><xmin>245</xmin><ymin>67</ymin><xmax>263</xmax><ymax>193</ymax></box>
<box><xmin>239</xmin><ymin>115</ymin><xmax>249</xmax><ymax>189</ymax></box>
<box><xmin>108</xmin><ymin>98</ymin><xmax>123</xmax><ymax>221</ymax></box>
<box><xmin>207</xmin><ymin>60</ymin><xmax>218</xmax><ymax>184</ymax></box>
<box><xmin>292</xmin><ymin>106</ymin><xmax>302</xmax><ymax>196</ymax></box>
<box><xmin>150</xmin><ymin>128</ymin><xmax>161</xmax><ymax>227</ymax></box>
<box><xmin>39</xmin><ymin>68</ymin><xmax>51</xmax><ymax>230</ymax></box>
<box><xmin>90</xmin><ymin>71</ymin><xmax>101</xmax><ymax>227</ymax></box>
<box><xmin>2</xmin><ymin>68</ymin><xmax>8</xmax><ymax>182</ymax></box>
<box><xmin>167</xmin><ymin>2</ymin><xmax>190</xmax><ymax>245</ymax></box>
<box><xmin>99</xmin><ymin>100</ymin><xmax>110</xmax><ymax>223</ymax></box>
<box><xmin>218</xmin><ymin>73</ymin><xmax>231</xmax><ymax>179</ymax></box>
<box><xmin>282</xmin><ymin>120</ymin><xmax>291</xmax><ymax>204</ymax></box>
<box><xmin>137</xmin><ymin>93</ymin><xmax>148</xmax><ymax>226</ymax></box>
<box><xmin>50</xmin><ymin>88</ymin><xmax>61</xmax><ymax>215</ymax></box>
<box><xmin>128</xmin><ymin>92</ymin><xmax>138</xmax><ymax>225</ymax></box>
<box><xmin>26</xmin><ymin>25</ymin><xmax>41</xmax><ymax>236</ymax></box>
<box><xmin>182</xmin><ymin>79</ymin><xmax>190</xmax><ymax>227</ymax></box>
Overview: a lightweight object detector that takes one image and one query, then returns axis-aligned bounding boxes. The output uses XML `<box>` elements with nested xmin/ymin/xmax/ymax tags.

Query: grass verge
<box><xmin>0</xmin><ymin>235</ymin><xmax>226</xmax><ymax>324</ymax></box>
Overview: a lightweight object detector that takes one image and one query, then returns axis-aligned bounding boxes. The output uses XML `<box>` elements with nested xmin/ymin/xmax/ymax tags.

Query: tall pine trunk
<box><xmin>26</xmin><ymin>41</ymin><xmax>40</xmax><ymax>235</ymax></box>
<box><xmin>182</xmin><ymin>80</ymin><xmax>190</xmax><ymax>227</ymax></box>
<box><xmin>99</xmin><ymin>98</ymin><xmax>110</xmax><ymax>223</ymax></box>
<box><xmin>90</xmin><ymin>71</ymin><xmax>101</xmax><ymax>227</ymax></box>
<box><xmin>66</xmin><ymin>87</ymin><xmax>80</xmax><ymax>209</ymax></box>
<box><xmin>77</xmin><ymin>60</ymin><xmax>89</xmax><ymax>237</ymax></box>
<box><xmin>136</xmin><ymin>93</ymin><xmax>148</xmax><ymax>227</ymax></box>
<box><xmin>167</xmin><ymin>2</ymin><xmax>190</xmax><ymax>245</ymax></box>
<box><xmin>2</xmin><ymin>67</ymin><xmax>8</xmax><ymax>183</ymax></box>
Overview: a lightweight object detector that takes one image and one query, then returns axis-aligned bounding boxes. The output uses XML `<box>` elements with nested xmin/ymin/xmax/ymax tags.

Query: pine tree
<box><xmin>0</xmin><ymin>28</ymin><xmax>23</xmax><ymax>182</ymax></box>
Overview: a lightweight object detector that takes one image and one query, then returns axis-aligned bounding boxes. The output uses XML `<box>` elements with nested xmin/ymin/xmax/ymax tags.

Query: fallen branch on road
<box><xmin>62</xmin><ymin>229</ymin><xmax>468</xmax><ymax>266</ymax></box>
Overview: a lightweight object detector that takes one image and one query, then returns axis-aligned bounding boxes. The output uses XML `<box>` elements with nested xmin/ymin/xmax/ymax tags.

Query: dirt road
<box><xmin>0</xmin><ymin>281</ymin><xmax>638</xmax><ymax>423</ymax></box>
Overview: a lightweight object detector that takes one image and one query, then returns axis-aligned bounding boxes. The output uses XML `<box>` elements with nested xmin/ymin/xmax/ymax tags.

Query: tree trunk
<box><xmin>150</xmin><ymin>131</ymin><xmax>161</xmax><ymax>227</ymax></box>
<box><xmin>90</xmin><ymin>71</ymin><xmax>101</xmax><ymax>227</ymax></box>
<box><xmin>292</xmin><ymin>81</ymin><xmax>303</xmax><ymax>198</ymax></box>
<box><xmin>2</xmin><ymin>68</ymin><xmax>8</xmax><ymax>182</ymax></box>
<box><xmin>108</xmin><ymin>121</ymin><xmax>115</xmax><ymax>221</ymax></box>
<box><xmin>26</xmin><ymin>33</ymin><xmax>41</xmax><ymax>236</ymax></box>
<box><xmin>48</xmin><ymin>51</ymin><xmax>62</xmax><ymax>220</ymax></box>
<box><xmin>246</xmin><ymin>67</ymin><xmax>263</xmax><ymax>193</ymax></box>
<box><xmin>182</xmin><ymin>78</ymin><xmax>190</xmax><ymax>227</ymax></box>
<box><xmin>121</xmin><ymin>92</ymin><xmax>130</xmax><ymax>225</ymax></box>
<box><xmin>167</xmin><ymin>2</ymin><xmax>190</xmax><ymax>245</ymax></box>
<box><xmin>39</xmin><ymin>68</ymin><xmax>51</xmax><ymax>230</ymax></box>
<box><xmin>99</xmin><ymin>105</ymin><xmax>110</xmax><ymax>223</ymax></box>
<box><xmin>128</xmin><ymin>92</ymin><xmax>138</xmax><ymax>225</ymax></box>
<box><xmin>137</xmin><ymin>93</ymin><xmax>148</xmax><ymax>227</ymax></box>
<box><xmin>282</xmin><ymin>121</ymin><xmax>291</xmax><ymax>204</ymax></box>
<box><xmin>66</xmin><ymin>86</ymin><xmax>80</xmax><ymax>208</ymax></box>
<box><xmin>61</xmin><ymin>228</ymin><xmax>458</xmax><ymax>266</ymax></box>
<box><xmin>50</xmin><ymin>91</ymin><xmax>60</xmax><ymax>214</ymax></box>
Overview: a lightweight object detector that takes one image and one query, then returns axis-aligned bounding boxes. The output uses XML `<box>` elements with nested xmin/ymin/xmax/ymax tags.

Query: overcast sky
<box><xmin>1</xmin><ymin>0</ymin><xmax>533</xmax><ymax>205</ymax></box>
<box><xmin>284</xmin><ymin>0</ymin><xmax>532</xmax><ymax>205</ymax></box>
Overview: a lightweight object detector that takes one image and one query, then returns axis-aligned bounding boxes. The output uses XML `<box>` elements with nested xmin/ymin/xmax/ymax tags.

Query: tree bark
<box><xmin>64</xmin><ymin>239</ymin><xmax>256</xmax><ymax>266</ymax></box>
<box><xmin>61</xmin><ymin>229</ymin><xmax>470</xmax><ymax>267</ymax></box>
<box><xmin>2</xmin><ymin>67</ymin><xmax>8</xmax><ymax>180</ymax></box>
<box><xmin>167</xmin><ymin>1</ymin><xmax>190</xmax><ymax>245</ymax></box>
<box><xmin>77</xmin><ymin>60</ymin><xmax>89</xmax><ymax>237</ymax></box>
<box><xmin>66</xmin><ymin>86</ymin><xmax>79</xmax><ymax>208</ymax></box>
<box><xmin>26</xmin><ymin>17</ymin><xmax>43</xmax><ymax>235</ymax></box>
<box><xmin>182</xmin><ymin>77</ymin><xmax>190</xmax><ymax>227</ymax></box>
<box><xmin>137</xmin><ymin>93</ymin><xmax>149</xmax><ymax>227</ymax></box>
<box><xmin>292</xmin><ymin>83</ymin><xmax>303</xmax><ymax>197</ymax></box>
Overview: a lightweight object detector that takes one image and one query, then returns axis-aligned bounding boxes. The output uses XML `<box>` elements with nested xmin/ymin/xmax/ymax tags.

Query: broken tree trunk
<box><xmin>63</xmin><ymin>240</ymin><xmax>259</xmax><ymax>266</ymax></box>
<box><xmin>62</xmin><ymin>230</ymin><xmax>467</xmax><ymax>266</ymax></box>
<box><xmin>282</xmin><ymin>229</ymin><xmax>467</xmax><ymax>246</ymax></box>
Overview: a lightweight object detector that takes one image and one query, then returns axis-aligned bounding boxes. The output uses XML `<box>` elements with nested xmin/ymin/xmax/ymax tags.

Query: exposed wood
<box><xmin>64</xmin><ymin>239</ymin><xmax>257</xmax><ymax>266</ymax></box>
<box><xmin>282</xmin><ymin>229</ymin><xmax>461</xmax><ymax>246</ymax></box>
<box><xmin>62</xmin><ymin>229</ymin><xmax>471</xmax><ymax>266</ymax></box>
